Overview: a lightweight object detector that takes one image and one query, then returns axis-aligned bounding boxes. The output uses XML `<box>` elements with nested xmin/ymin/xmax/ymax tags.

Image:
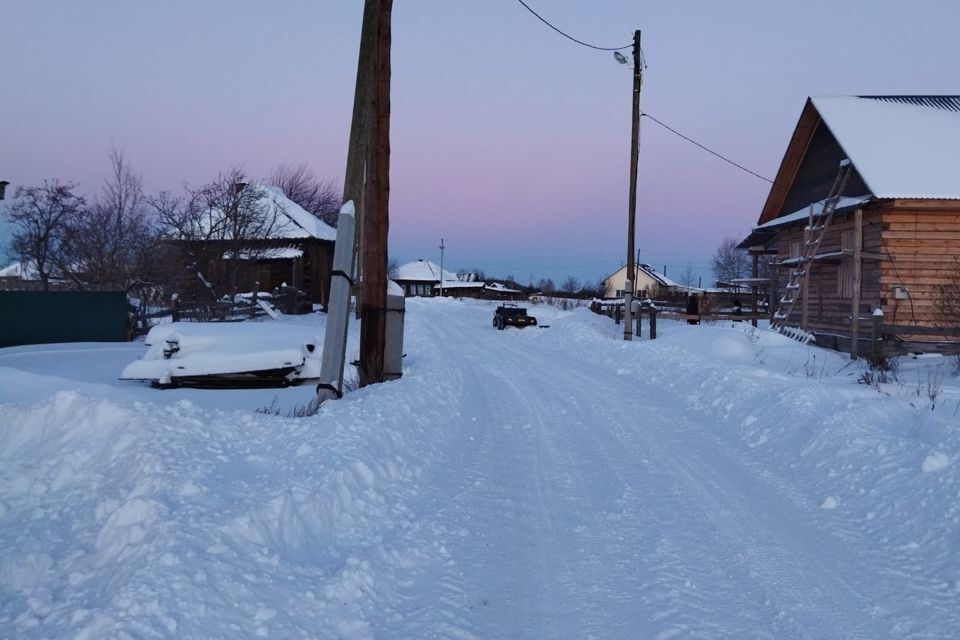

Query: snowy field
<box><xmin>1</xmin><ymin>298</ymin><xmax>958</xmax><ymax>638</ymax></box>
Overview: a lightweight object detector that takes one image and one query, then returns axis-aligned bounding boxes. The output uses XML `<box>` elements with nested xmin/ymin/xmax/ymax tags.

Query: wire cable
<box><xmin>512</xmin><ymin>0</ymin><xmax>633</xmax><ymax>51</ymax></box>
<box><xmin>641</xmin><ymin>112</ymin><xmax>778</xmax><ymax>185</ymax></box>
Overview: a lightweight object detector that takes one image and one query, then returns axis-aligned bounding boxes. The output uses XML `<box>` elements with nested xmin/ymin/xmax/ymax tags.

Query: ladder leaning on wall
<box><xmin>771</xmin><ymin>159</ymin><xmax>854</xmax><ymax>335</ymax></box>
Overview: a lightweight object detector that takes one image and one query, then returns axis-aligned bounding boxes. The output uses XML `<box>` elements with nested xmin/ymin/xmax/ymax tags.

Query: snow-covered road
<box><xmin>1</xmin><ymin>299</ymin><xmax>958</xmax><ymax>638</ymax></box>
<box><xmin>397</xmin><ymin>302</ymin><xmax>954</xmax><ymax>639</ymax></box>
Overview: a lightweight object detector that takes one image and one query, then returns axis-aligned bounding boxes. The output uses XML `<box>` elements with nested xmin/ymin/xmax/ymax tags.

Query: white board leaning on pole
<box><xmin>317</xmin><ymin>201</ymin><xmax>357</xmax><ymax>401</ymax></box>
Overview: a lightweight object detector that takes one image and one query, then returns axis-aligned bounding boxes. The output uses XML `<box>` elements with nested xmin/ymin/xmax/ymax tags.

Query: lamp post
<box><xmin>0</xmin><ymin>180</ymin><xmax>9</xmax><ymax>200</ymax></box>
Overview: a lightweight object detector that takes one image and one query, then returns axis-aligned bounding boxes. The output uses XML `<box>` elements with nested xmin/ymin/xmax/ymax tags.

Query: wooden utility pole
<box><xmin>316</xmin><ymin>0</ymin><xmax>379</xmax><ymax>403</ymax></box>
<box><xmin>623</xmin><ymin>30</ymin><xmax>642</xmax><ymax>341</ymax></box>
<box><xmin>751</xmin><ymin>249</ymin><xmax>759</xmax><ymax>328</ymax></box>
<box><xmin>346</xmin><ymin>0</ymin><xmax>380</xmax><ymax>320</ymax></box>
<box><xmin>439</xmin><ymin>238</ymin><xmax>446</xmax><ymax>297</ymax></box>
<box><xmin>359</xmin><ymin>0</ymin><xmax>393</xmax><ymax>387</ymax></box>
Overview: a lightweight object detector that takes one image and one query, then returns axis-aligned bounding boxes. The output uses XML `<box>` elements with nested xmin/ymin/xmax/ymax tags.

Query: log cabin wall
<box><xmin>305</xmin><ymin>241</ymin><xmax>334</xmax><ymax>308</ymax></box>
<box><xmin>879</xmin><ymin>200</ymin><xmax>960</xmax><ymax>330</ymax></box>
<box><xmin>775</xmin><ymin>208</ymin><xmax>884</xmax><ymax>336</ymax></box>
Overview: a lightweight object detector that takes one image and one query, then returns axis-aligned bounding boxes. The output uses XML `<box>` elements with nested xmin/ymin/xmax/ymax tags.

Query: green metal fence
<box><xmin>0</xmin><ymin>291</ymin><xmax>128</xmax><ymax>347</ymax></box>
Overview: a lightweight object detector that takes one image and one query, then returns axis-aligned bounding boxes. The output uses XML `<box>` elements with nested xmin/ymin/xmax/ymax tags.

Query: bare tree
<box><xmin>935</xmin><ymin>258</ymin><xmax>960</xmax><ymax>327</ymax></box>
<box><xmin>153</xmin><ymin>168</ymin><xmax>283</xmax><ymax>298</ymax></box>
<box><xmin>267</xmin><ymin>163</ymin><xmax>340</xmax><ymax>227</ymax></box>
<box><xmin>711</xmin><ymin>237</ymin><xmax>750</xmax><ymax>286</ymax></box>
<box><xmin>578</xmin><ymin>278</ymin><xmax>606</xmax><ymax>298</ymax></box>
<box><xmin>537</xmin><ymin>277</ymin><xmax>556</xmax><ymax>293</ymax></box>
<box><xmin>561</xmin><ymin>275</ymin><xmax>581</xmax><ymax>295</ymax></box>
<box><xmin>677</xmin><ymin>263</ymin><xmax>697</xmax><ymax>287</ymax></box>
<box><xmin>6</xmin><ymin>180</ymin><xmax>86</xmax><ymax>290</ymax></box>
<box><xmin>61</xmin><ymin>151</ymin><xmax>158</xmax><ymax>290</ymax></box>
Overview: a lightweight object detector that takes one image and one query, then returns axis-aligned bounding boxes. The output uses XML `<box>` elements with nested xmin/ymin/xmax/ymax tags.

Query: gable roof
<box><xmin>256</xmin><ymin>185</ymin><xmax>337</xmax><ymax>241</ymax></box>
<box><xmin>393</xmin><ymin>259</ymin><xmax>457</xmax><ymax>283</ymax></box>
<box><xmin>757</xmin><ymin>95</ymin><xmax>960</xmax><ymax>225</ymax></box>
<box><xmin>603</xmin><ymin>263</ymin><xmax>679</xmax><ymax>289</ymax></box>
<box><xmin>193</xmin><ymin>184</ymin><xmax>336</xmax><ymax>242</ymax></box>
<box><xmin>813</xmin><ymin>96</ymin><xmax>960</xmax><ymax>199</ymax></box>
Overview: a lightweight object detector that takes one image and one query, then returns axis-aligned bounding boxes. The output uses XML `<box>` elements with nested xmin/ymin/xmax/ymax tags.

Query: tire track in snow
<box><xmin>396</xmin><ymin>303</ymin><xmax>930</xmax><ymax>638</ymax></box>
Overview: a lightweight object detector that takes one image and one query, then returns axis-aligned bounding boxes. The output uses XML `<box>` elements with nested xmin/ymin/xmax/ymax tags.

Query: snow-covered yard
<box><xmin>1</xmin><ymin>298</ymin><xmax>958</xmax><ymax>638</ymax></box>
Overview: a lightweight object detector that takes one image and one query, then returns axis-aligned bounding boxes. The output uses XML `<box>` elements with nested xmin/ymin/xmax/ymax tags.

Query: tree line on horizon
<box><xmin>2</xmin><ymin>152</ymin><xmax>340</xmax><ymax>297</ymax></box>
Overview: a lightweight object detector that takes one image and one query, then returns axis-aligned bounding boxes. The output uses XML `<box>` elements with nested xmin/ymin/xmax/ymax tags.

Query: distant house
<box><xmin>482</xmin><ymin>282</ymin><xmax>526</xmax><ymax>300</ymax></box>
<box><xmin>0</xmin><ymin>260</ymin><xmax>46</xmax><ymax>291</ymax></box>
<box><xmin>393</xmin><ymin>259</ymin><xmax>457</xmax><ymax>297</ymax></box>
<box><xmin>740</xmin><ymin>95</ymin><xmax>960</xmax><ymax>351</ymax></box>
<box><xmin>602</xmin><ymin>263</ymin><xmax>693</xmax><ymax>299</ymax></box>
<box><xmin>0</xmin><ymin>260</ymin><xmax>38</xmax><ymax>281</ymax></box>
<box><xmin>433</xmin><ymin>280</ymin><xmax>486</xmax><ymax>298</ymax></box>
<box><xmin>169</xmin><ymin>185</ymin><xmax>336</xmax><ymax>308</ymax></box>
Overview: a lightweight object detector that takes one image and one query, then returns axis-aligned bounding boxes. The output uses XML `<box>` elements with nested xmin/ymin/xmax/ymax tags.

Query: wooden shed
<box><xmin>741</xmin><ymin>96</ymin><xmax>960</xmax><ymax>354</ymax></box>
<box><xmin>169</xmin><ymin>185</ymin><xmax>336</xmax><ymax>309</ymax></box>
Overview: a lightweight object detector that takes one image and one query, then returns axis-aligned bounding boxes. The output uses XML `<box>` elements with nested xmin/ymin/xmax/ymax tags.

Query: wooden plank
<box><xmin>884</xmin><ymin>324</ymin><xmax>960</xmax><ymax>336</ymax></box>
<box><xmin>882</xmin><ymin>238</ymin><xmax>960</xmax><ymax>248</ymax></box>
<box><xmin>885</xmin><ymin>222</ymin><xmax>960</xmax><ymax>232</ymax></box>
<box><xmin>801</xmin><ymin>205</ymin><xmax>813</xmax><ymax>331</ymax></box>
<box><xmin>883</xmin><ymin>230</ymin><xmax>960</xmax><ymax>240</ymax></box>
<box><xmin>890</xmin><ymin>199</ymin><xmax>960</xmax><ymax>211</ymax></box>
<box><xmin>851</xmin><ymin>209</ymin><xmax>862</xmax><ymax>358</ymax></box>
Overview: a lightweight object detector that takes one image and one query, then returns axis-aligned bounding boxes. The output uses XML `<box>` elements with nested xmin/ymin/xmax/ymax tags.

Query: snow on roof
<box><xmin>199</xmin><ymin>185</ymin><xmax>336</xmax><ymax>242</ymax></box>
<box><xmin>811</xmin><ymin>96</ymin><xmax>960</xmax><ymax>199</ymax></box>
<box><xmin>754</xmin><ymin>195</ymin><xmax>871</xmax><ymax>231</ymax></box>
<box><xmin>393</xmin><ymin>259</ymin><xmax>457</xmax><ymax>282</ymax></box>
<box><xmin>258</xmin><ymin>185</ymin><xmax>336</xmax><ymax>241</ymax></box>
<box><xmin>638</xmin><ymin>263</ymin><xmax>678</xmax><ymax>288</ymax></box>
<box><xmin>433</xmin><ymin>281</ymin><xmax>485</xmax><ymax>289</ymax></box>
<box><xmin>486</xmin><ymin>282</ymin><xmax>521</xmax><ymax>293</ymax></box>
<box><xmin>605</xmin><ymin>263</ymin><xmax>679</xmax><ymax>289</ymax></box>
<box><xmin>0</xmin><ymin>260</ymin><xmax>39</xmax><ymax>280</ymax></box>
<box><xmin>223</xmin><ymin>247</ymin><xmax>304</xmax><ymax>260</ymax></box>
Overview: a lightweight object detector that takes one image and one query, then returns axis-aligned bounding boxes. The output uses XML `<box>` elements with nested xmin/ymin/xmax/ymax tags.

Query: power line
<box><xmin>512</xmin><ymin>0</ymin><xmax>632</xmax><ymax>51</ymax></box>
<box><xmin>641</xmin><ymin>112</ymin><xmax>779</xmax><ymax>185</ymax></box>
<box><xmin>513</xmin><ymin>2</ymin><xmax>771</xmax><ymax>189</ymax></box>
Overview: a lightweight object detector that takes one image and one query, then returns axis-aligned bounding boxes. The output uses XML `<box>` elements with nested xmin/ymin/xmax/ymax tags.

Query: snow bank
<box><xmin>0</xmin><ymin>376</ymin><xmax>461</xmax><ymax>637</ymax></box>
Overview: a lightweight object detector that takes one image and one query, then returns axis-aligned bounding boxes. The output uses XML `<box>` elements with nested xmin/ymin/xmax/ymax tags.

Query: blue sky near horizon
<box><xmin>2</xmin><ymin>1</ymin><xmax>960</xmax><ymax>283</ymax></box>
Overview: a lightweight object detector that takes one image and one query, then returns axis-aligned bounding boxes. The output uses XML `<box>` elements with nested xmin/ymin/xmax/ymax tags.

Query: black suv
<box><xmin>493</xmin><ymin>304</ymin><xmax>538</xmax><ymax>330</ymax></box>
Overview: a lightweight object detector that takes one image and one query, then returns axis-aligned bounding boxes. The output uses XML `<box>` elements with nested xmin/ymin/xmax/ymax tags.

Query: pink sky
<box><xmin>2</xmin><ymin>1</ymin><xmax>959</xmax><ymax>283</ymax></box>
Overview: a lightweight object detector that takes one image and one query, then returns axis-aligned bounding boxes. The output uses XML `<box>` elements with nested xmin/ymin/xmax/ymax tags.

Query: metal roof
<box><xmin>859</xmin><ymin>95</ymin><xmax>960</xmax><ymax>112</ymax></box>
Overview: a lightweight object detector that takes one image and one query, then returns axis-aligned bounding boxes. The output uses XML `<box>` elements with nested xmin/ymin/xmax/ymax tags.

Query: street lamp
<box><xmin>0</xmin><ymin>181</ymin><xmax>9</xmax><ymax>200</ymax></box>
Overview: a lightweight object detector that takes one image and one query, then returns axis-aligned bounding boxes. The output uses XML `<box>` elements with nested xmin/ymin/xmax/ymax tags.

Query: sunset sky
<box><xmin>2</xmin><ymin>0</ymin><xmax>959</xmax><ymax>284</ymax></box>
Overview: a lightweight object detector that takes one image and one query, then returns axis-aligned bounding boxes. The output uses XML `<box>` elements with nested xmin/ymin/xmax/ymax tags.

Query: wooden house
<box><xmin>741</xmin><ymin>95</ymin><xmax>960</xmax><ymax>353</ymax></box>
<box><xmin>602</xmin><ymin>263</ymin><xmax>691</xmax><ymax>299</ymax></box>
<box><xmin>170</xmin><ymin>185</ymin><xmax>336</xmax><ymax>309</ymax></box>
<box><xmin>392</xmin><ymin>259</ymin><xmax>457</xmax><ymax>297</ymax></box>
